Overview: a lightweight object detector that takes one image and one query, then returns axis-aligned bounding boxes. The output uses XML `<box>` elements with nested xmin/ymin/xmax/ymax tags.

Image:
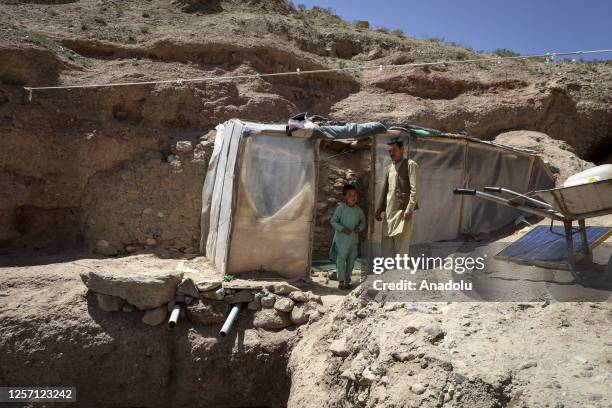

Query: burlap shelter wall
<box><xmin>369</xmin><ymin>134</ymin><xmax>555</xmax><ymax>260</ymax></box>
<box><xmin>202</xmin><ymin>119</ymin><xmax>317</xmax><ymax>278</ymax></box>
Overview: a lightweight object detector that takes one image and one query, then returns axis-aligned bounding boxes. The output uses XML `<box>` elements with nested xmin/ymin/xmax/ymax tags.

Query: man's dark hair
<box><xmin>387</xmin><ymin>137</ymin><xmax>404</xmax><ymax>148</ymax></box>
<box><xmin>342</xmin><ymin>184</ymin><xmax>357</xmax><ymax>195</ymax></box>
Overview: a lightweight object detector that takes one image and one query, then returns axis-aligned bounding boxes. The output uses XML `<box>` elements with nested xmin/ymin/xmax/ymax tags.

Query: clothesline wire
<box><xmin>22</xmin><ymin>48</ymin><xmax>612</xmax><ymax>94</ymax></box>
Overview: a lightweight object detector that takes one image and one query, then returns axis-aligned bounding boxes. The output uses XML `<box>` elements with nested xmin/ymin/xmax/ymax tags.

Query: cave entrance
<box><xmin>0</xmin><ymin>205</ymin><xmax>84</xmax><ymax>259</ymax></box>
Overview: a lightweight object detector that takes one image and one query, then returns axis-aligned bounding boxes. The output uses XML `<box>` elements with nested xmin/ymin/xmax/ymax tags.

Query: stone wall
<box><xmin>312</xmin><ymin>143</ymin><xmax>371</xmax><ymax>260</ymax></box>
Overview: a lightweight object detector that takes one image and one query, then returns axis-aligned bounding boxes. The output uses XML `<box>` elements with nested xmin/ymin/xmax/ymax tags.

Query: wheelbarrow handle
<box><xmin>453</xmin><ymin>188</ymin><xmax>477</xmax><ymax>195</ymax></box>
<box><xmin>484</xmin><ymin>186</ymin><xmax>502</xmax><ymax>193</ymax></box>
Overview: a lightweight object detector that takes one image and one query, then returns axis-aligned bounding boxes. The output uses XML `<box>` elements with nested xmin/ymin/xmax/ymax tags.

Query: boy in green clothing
<box><xmin>329</xmin><ymin>184</ymin><xmax>366</xmax><ymax>290</ymax></box>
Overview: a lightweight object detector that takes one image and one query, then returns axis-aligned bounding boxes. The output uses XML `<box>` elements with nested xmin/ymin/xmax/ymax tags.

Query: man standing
<box><xmin>375</xmin><ymin>137</ymin><xmax>418</xmax><ymax>257</ymax></box>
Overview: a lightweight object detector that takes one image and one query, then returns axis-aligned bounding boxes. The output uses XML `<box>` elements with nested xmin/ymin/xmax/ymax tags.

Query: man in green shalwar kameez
<box><xmin>329</xmin><ymin>185</ymin><xmax>366</xmax><ymax>289</ymax></box>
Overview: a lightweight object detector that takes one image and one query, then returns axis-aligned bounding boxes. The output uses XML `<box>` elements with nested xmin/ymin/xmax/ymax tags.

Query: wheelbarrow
<box><xmin>453</xmin><ymin>179</ymin><xmax>612</xmax><ymax>285</ymax></box>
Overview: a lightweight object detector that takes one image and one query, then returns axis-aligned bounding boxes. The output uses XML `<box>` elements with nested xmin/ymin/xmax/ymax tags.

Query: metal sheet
<box><xmin>537</xmin><ymin>179</ymin><xmax>612</xmax><ymax>218</ymax></box>
<box><xmin>227</xmin><ymin>133</ymin><xmax>316</xmax><ymax>278</ymax></box>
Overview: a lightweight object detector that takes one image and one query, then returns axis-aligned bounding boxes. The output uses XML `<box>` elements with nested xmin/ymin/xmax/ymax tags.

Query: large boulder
<box><xmin>493</xmin><ymin>130</ymin><xmax>593</xmax><ymax>184</ymax></box>
<box><xmin>80</xmin><ymin>269</ymin><xmax>183</xmax><ymax>310</ymax></box>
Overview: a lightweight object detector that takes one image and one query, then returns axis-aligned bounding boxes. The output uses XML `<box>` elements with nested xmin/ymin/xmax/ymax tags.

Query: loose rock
<box><xmin>142</xmin><ymin>306</ymin><xmax>167</xmax><ymax>326</ymax></box>
<box><xmin>253</xmin><ymin>309</ymin><xmax>292</xmax><ymax>330</ymax></box>
<box><xmin>196</xmin><ymin>279</ymin><xmax>222</xmax><ymax>292</ymax></box>
<box><xmin>247</xmin><ymin>298</ymin><xmax>262</xmax><ymax>311</ymax></box>
<box><xmin>329</xmin><ymin>338</ymin><xmax>350</xmax><ymax>357</ymax></box>
<box><xmin>391</xmin><ymin>352</ymin><xmax>415</xmax><ymax>362</ymax></box>
<box><xmin>95</xmin><ymin>293</ymin><xmax>124</xmax><ymax>312</ymax></box>
<box><xmin>121</xmin><ymin>303</ymin><xmax>134</xmax><ymax>313</ymax></box>
<box><xmin>290</xmin><ymin>305</ymin><xmax>308</xmax><ymax>325</ymax></box>
<box><xmin>96</xmin><ymin>240</ymin><xmax>118</xmax><ymax>256</ymax></box>
<box><xmin>224</xmin><ymin>290</ymin><xmax>254</xmax><ymax>304</ymax></box>
<box><xmin>175</xmin><ymin>140</ymin><xmax>193</xmax><ymax>152</ymax></box>
<box><xmin>306</xmin><ymin>291</ymin><xmax>322</xmax><ymax>304</ymax></box>
<box><xmin>340</xmin><ymin>370</ymin><xmax>356</xmax><ymax>382</ymax></box>
<box><xmin>202</xmin><ymin>288</ymin><xmax>225</xmax><ymax>301</ymax></box>
<box><xmin>519</xmin><ymin>361</ymin><xmax>538</xmax><ymax>370</ymax></box>
<box><xmin>361</xmin><ymin>366</ymin><xmax>377</xmax><ymax>383</ymax></box>
<box><xmin>423</xmin><ymin>323</ymin><xmax>445</xmax><ymax>343</ymax></box>
<box><xmin>288</xmin><ymin>291</ymin><xmax>308</xmax><ymax>302</ymax></box>
<box><xmin>411</xmin><ymin>383</ymin><xmax>427</xmax><ymax>395</ymax></box>
<box><xmin>261</xmin><ymin>294</ymin><xmax>276</xmax><ymax>308</ymax></box>
<box><xmin>274</xmin><ymin>297</ymin><xmax>295</xmax><ymax>313</ymax></box>
<box><xmin>588</xmin><ymin>393</ymin><xmax>603</xmax><ymax>401</ymax></box>
<box><xmin>269</xmin><ymin>282</ymin><xmax>300</xmax><ymax>295</ymax></box>
<box><xmin>177</xmin><ymin>278</ymin><xmax>200</xmax><ymax>298</ymax></box>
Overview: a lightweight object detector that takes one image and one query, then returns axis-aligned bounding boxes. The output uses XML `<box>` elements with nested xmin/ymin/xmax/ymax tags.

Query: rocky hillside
<box><xmin>1</xmin><ymin>0</ymin><xmax>611</xmax><ymax>255</ymax></box>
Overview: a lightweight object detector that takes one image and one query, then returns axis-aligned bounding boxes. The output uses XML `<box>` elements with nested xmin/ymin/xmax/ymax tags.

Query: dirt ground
<box><xmin>1</xmin><ymin>214</ymin><xmax>610</xmax><ymax>407</ymax></box>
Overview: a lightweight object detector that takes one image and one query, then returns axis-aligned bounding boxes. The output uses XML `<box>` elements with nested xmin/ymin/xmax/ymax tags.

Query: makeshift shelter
<box><xmin>201</xmin><ymin>119</ymin><xmax>555</xmax><ymax>278</ymax></box>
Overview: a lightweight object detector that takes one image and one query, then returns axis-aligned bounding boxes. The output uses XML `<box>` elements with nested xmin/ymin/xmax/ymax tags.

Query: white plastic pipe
<box><xmin>168</xmin><ymin>304</ymin><xmax>182</xmax><ymax>328</ymax></box>
<box><xmin>219</xmin><ymin>304</ymin><xmax>242</xmax><ymax>337</ymax></box>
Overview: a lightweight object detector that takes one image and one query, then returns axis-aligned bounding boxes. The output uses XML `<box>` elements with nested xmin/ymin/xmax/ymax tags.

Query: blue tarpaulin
<box><xmin>496</xmin><ymin>225</ymin><xmax>611</xmax><ymax>265</ymax></box>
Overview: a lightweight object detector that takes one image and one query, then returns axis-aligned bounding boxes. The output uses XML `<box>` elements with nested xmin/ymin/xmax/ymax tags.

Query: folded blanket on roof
<box><xmin>317</xmin><ymin>121</ymin><xmax>387</xmax><ymax>140</ymax></box>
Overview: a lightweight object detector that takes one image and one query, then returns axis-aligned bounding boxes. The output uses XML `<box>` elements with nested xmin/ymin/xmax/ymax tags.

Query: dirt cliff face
<box><xmin>1</xmin><ymin>0</ymin><xmax>611</xmax><ymax>255</ymax></box>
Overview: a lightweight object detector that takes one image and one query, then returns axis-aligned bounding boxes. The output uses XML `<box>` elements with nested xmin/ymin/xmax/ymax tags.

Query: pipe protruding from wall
<box><xmin>219</xmin><ymin>304</ymin><xmax>242</xmax><ymax>337</ymax></box>
<box><xmin>168</xmin><ymin>304</ymin><xmax>182</xmax><ymax>328</ymax></box>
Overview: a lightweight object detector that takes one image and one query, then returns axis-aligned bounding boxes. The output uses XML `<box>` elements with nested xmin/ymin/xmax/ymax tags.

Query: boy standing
<box><xmin>330</xmin><ymin>184</ymin><xmax>366</xmax><ymax>289</ymax></box>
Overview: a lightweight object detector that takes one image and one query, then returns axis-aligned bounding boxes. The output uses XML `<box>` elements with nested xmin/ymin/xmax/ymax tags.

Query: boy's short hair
<box><xmin>342</xmin><ymin>184</ymin><xmax>357</xmax><ymax>195</ymax></box>
<box><xmin>387</xmin><ymin>137</ymin><xmax>404</xmax><ymax>148</ymax></box>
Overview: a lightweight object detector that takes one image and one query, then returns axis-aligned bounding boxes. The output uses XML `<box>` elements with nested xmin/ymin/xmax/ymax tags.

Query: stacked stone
<box><xmin>81</xmin><ymin>269</ymin><xmax>324</xmax><ymax>330</ymax></box>
<box><xmin>80</xmin><ymin>269</ymin><xmax>184</xmax><ymax>326</ymax></box>
<box><xmin>313</xmin><ymin>152</ymin><xmax>370</xmax><ymax>259</ymax></box>
<box><xmin>192</xmin><ymin>279</ymin><xmax>325</xmax><ymax>330</ymax></box>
